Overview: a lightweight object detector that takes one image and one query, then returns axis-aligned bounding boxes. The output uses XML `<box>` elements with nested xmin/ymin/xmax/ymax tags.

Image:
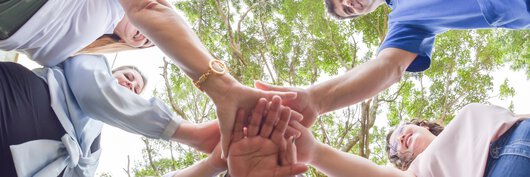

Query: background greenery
<box><xmin>101</xmin><ymin>0</ymin><xmax>529</xmax><ymax>176</ymax></box>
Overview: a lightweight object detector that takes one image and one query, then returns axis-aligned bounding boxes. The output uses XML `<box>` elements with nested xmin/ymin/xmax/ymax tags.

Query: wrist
<box><xmin>204</xmin><ymin>157</ymin><xmax>226</xmax><ymax>174</ymax></box>
<box><xmin>309</xmin><ymin>143</ymin><xmax>327</xmax><ymax>166</ymax></box>
<box><xmin>201</xmin><ymin>74</ymin><xmax>239</xmax><ymax>101</ymax></box>
<box><xmin>201</xmin><ymin>158</ymin><xmax>226</xmax><ymax>176</ymax></box>
<box><xmin>307</xmin><ymin>85</ymin><xmax>324</xmax><ymax>115</ymax></box>
<box><xmin>172</xmin><ymin>122</ymin><xmax>198</xmax><ymax>147</ymax></box>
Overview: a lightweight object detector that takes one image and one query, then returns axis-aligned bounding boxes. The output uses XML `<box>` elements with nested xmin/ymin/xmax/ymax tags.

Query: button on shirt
<box><xmin>379</xmin><ymin>0</ymin><xmax>530</xmax><ymax>72</ymax></box>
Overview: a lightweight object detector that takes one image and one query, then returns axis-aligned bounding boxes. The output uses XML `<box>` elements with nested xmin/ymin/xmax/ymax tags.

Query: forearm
<box><xmin>171</xmin><ymin>122</ymin><xmax>196</xmax><ymax>146</ymax></box>
<box><xmin>118</xmin><ymin>0</ymin><xmax>237</xmax><ymax>97</ymax></box>
<box><xmin>171</xmin><ymin>121</ymin><xmax>220</xmax><ymax>153</ymax></box>
<box><xmin>120</xmin><ymin>0</ymin><xmax>210</xmax><ymax>79</ymax></box>
<box><xmin>309</xmin><ymin>48</ymin><xmax>415</xmax><ymax>114</ymax></box>
<box><xmin>311</xmin><ymin>143</ymin><xmax>409</xmax><ymax>177</ymax></box>
<box><xmin>172</xmin><ymin>158</ymin><xmax>224</xmax><ymax>177</ymax></box>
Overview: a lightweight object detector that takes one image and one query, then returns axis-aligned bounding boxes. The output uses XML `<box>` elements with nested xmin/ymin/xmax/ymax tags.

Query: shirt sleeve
<box><xmin>63</xmin><ymin>54</ymin><xmax>182</xmax><ymax>140</ymax></box>
<box><xmin>379</xmin><ymin>22</ymin><xmax>436</xmax><ymax>72</ymax></box>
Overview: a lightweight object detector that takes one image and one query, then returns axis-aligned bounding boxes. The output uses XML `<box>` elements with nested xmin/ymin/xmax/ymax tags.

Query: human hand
<box><xmin>172</xmin><ymin>120</ymin><xmax>220</xmax><ymax>153</ymax></box>
<box><xmin>193</xmin><ymin>120</ymin><xmax>221</xmax><ymax>153</ymax></box>
<box><xmin>255</xmin><ymin>81</ymin><xmax>319</xmax><ymax>127</ymax></box>
<box><xmin>228</xmin><ymin>97</ymin><xmax>308</xmax><ymax>177</ymax></box>
<box><xmin>289</xmin><ymin>120</ymin><xmax>318</xmax><ymax>164</ymax></box>
<box><xmin>206</xmin><ymin>81</ymin><xmax>297</xmax><ymax>158</ymax></box>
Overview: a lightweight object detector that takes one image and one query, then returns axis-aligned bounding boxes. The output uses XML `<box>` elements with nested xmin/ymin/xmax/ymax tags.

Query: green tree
<box><xmin>130</xmin><ymin>1</ymin><xmax>522</xmax><ymax>176</ymax></box>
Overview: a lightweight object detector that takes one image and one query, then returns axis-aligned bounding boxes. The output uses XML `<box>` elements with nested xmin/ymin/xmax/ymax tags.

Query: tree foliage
<box><xmin>124</xmin><ymin>0</ymin><xmax>526</xmax><ymax>176</ymax></box>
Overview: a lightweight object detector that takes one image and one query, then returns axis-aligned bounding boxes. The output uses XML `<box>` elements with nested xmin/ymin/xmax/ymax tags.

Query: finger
<box><xmin>254</xmin><ymin>80</ymin><xmax>292</xmax><ymax>92</ymax></box>
<box><xmin>260</xmin><ymin>96</ymin><xmax>282</xmax><ymax>138</ymax></box>
<box><xmin>274</xmin><ymin>107</ymin><xmax>292</xmax><ymax>166</ymax></box>
<box><xmin>287</xmin><ymin>136</ymin><xmax>297</xmax><ymax>164</ymax></box>
<box><xmin>285</xmin><ymin>125</ymin><xmax>301</xmax><ymax>139</ymax></box>
<box><xmin>247</xmin><ymin>98</ymin><xmax>267</xmax><ymax>137</ymax></box>
<box><xmin>274</xmin><ymin>164</ymin><xmax>309</xmax><ymax>177</ymax></box>
<box><xmin>232</xmin><ymin>109</ymin><xmax>246</xmax><ymax>142</ymax></box>
<box><xmin>290</xmin><ymin>110</ymin><xmax>303</xmax><ymax>122</ymax></box>
<box><xmin>279</xmin><ymin>136</ymin><xmax>293</xmax><ymax>166</ymax></box>
<box><xmin>259</xmin><ymin>90</ymin><xmax>297</xmax><ymax>101</ymax></box>
<box><xmin>271</xmin><ymin>106</ymin><xmax>291</xmax><ymax>144</ymax></box>
<box><xmin>289</xmin><ymin>120</ymin><xmax>306</xmax><ymax>131</ymax></box>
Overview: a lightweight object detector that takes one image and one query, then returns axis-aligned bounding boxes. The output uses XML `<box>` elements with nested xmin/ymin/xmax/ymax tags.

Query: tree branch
<box><xmin>162</xmin><ymin>58</ymin><xmax>189</xmax><ymax>120</ymax></box>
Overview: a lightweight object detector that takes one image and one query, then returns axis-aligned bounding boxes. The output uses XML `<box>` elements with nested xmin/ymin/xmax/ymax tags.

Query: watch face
<box><xmin>210</xmin><ymin>59</ymin><xmax>227</xmax><ymax>74</ymax></box>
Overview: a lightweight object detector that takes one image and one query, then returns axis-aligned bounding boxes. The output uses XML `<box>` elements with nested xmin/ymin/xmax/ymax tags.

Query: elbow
<box><xmin>393</xmin><ymin>63</ymin><xmax>407</xmax><ymax>83</ymax></box>
<box><xmin>377</xmin><ymin>48</ymin><xmax>416</xmax><ymax>85</ymax></box>
<box><xmin>120</xmin><ymin>0</ymin><xmax>176</xmax><ymax>31</ymax></box>
<box><xmin>381</xmin><ymin>57</ymin><xmax>407</xmax><ymax>87</ymax></box>
<box><xmin>122</xmin><ymin>0</ymin><xmax>171</xmax><ymax>17</ymax></box>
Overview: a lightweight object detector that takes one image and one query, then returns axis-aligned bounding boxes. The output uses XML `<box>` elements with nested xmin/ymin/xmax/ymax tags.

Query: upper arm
<box><xmin>64</xmin><ymin>55</ymin><xmax>181</xmax><ymax>139</ymax></box>
<box><xmin>378</xmin><ymin>47</ymin><xmax>417</xmax><ymax>74</ymax></box>
<box><xmin>378</xmin><ymin>23</ymin><xmax>437</xmax><ymax>72</ymax></box>
<box><xmin>378</xmin><ymin>166</ymin><xmax>416</xmax><ymax>177</ymax></box>
<box><xmin>118</xmin><ymin>0</ymin><xmax>173</xmax><ymax>17</ymax></box>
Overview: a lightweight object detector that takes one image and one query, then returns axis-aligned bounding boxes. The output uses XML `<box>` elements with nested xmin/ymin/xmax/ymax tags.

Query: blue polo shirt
<box><xmin>379</xmin><ymin>0</ymin><xmax>530</xmax><ymax>72</ymax></box>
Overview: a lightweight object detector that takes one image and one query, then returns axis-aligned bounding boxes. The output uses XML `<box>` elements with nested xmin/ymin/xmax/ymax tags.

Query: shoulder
<box><xmin>63</xmin><ymin>54</ymin><xmax>111</xmax><ymax>75</ymax></box>
<box><xmin>65</xmin><ymin>54</ymin><xmax>107</xmax><ymax>65</ymax></box>
<box><xmin>456</xmin><ymin>103</ymin><xmax>513</xmax><ymax>119</ymax></box>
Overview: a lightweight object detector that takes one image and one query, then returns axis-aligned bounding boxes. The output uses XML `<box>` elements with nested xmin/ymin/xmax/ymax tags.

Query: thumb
<box><xmin>275</xmin><ymin>164</ymin><xmax>309</xmax><ymax>177</ymax></box>
<box><xmin>255</xmin><ymin>80</ymin><xmax>292</xmax><ymax>92</ymax></box>
<box><xmin>260</xmin><ymin>90</ymin><xmax>297</xmax><ymax>101</ymax></box>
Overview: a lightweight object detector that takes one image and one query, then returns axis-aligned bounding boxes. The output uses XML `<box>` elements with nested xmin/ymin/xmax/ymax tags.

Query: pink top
<box><xmin>407</xmin><ymin>103</ymin><xmax>529</xmax><ymax>177</ymax></box>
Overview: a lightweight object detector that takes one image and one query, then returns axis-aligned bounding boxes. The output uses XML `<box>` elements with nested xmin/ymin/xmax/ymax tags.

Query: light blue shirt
<box><xmin>10</xmin><ymin>55</ymin><xmax>182</xmax><ymax>177</ymax></box>
<box><xmin>379</xmin><ymin>0</ymin><xmax>530</xmax><ymax>72</ymax></box>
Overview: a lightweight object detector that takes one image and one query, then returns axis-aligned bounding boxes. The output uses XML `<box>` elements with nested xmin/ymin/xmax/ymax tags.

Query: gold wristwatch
<box><xmin>193</xmin><ymin>59</ymin><xmax>228</xmax><ymax>91</ymax></box>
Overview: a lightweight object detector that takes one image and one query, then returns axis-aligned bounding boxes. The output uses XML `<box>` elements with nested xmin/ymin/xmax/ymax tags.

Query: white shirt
<box><xmin>0</xmin><ymin>0</ymin><xmax>123</xmax><ymax>67</ymax></box>
<box><xmin>407</xmin><ymin>103</ymin><xmax>529</xmax><ymax>177</ymax></box>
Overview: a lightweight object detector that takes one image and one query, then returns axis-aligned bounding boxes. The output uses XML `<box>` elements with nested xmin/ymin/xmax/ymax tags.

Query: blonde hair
<box><xmin>76</xmin><ymin>34</ymin><xmax>138</xmax><ymax>55</ymax></box>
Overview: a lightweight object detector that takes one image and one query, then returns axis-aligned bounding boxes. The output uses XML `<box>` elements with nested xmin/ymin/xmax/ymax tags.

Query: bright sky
<box><xmin>16</xmin><ymin>46</ymin><xmax>529</xmax><ymax>176</ymax></box>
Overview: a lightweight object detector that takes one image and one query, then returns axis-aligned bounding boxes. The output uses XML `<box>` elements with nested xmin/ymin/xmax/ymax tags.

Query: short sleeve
<box><xmin>379</xmin><ymin>22</ymin><xmax>436</xmax><ymax>72</ymax></box>
<box><xmin>63</xmin><ymin>55</ymin><xmax>182</xmax><ymax>140</ymax></box>
<box><xmin>101</xmin><ymin>0</ymin><xmax>125</xmax><ymax>34</ymax></box>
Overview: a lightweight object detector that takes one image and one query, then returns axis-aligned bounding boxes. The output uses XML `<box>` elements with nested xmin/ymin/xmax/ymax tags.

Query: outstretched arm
<box><xmin>309</xmin><ymin>48</ymin><xmax>415</xmax><ymax>115</ymax></box>
<box><xmin>256</xmin><ymin>48</ymin><xmax>416</xmax><ymax>127</ymax></box>
<box><xmin>117</xmin><ymin>0</ymin><xmax>297</xmax><ymax>157</ymax></box>
<box><xmin>167</xmin><ymin>144</ymin><xmax>227</xmax><ymax>177</ymax></box>
<box><xmin>289</xmin><ymin>121</ymin><xmax>414</xmax><ymax>177</ymax></box>
<box><xmin>311</xmin><ymin>143</ymin><xmax>413</xmax><ymax>177</ymax></box>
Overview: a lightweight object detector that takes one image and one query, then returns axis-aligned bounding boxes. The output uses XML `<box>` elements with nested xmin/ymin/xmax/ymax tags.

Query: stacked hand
<box><xmin>227</xmin><ymin>96</ymin><xmax>308</xmax><ymax>177</ymax></box>
<box><xmin>206</xmin><ymin>80</ymin><xmax>298</xmax><ymax>158</ymax></box>
<box><xmin>254</xmin><ymin>81</ymin><xmax>319</xmax><ymax>127</ymax></box>
<box><xmin>183</xmin><ymin>96</ymin><xmax>318</xmax><ymax>177</ymax></box>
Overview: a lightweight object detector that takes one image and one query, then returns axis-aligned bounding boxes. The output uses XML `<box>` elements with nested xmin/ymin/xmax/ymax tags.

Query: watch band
<box><xmin>193</xmin><ymin>59</ymin><xmax>228</xmax><ymax>91</ymax></box>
